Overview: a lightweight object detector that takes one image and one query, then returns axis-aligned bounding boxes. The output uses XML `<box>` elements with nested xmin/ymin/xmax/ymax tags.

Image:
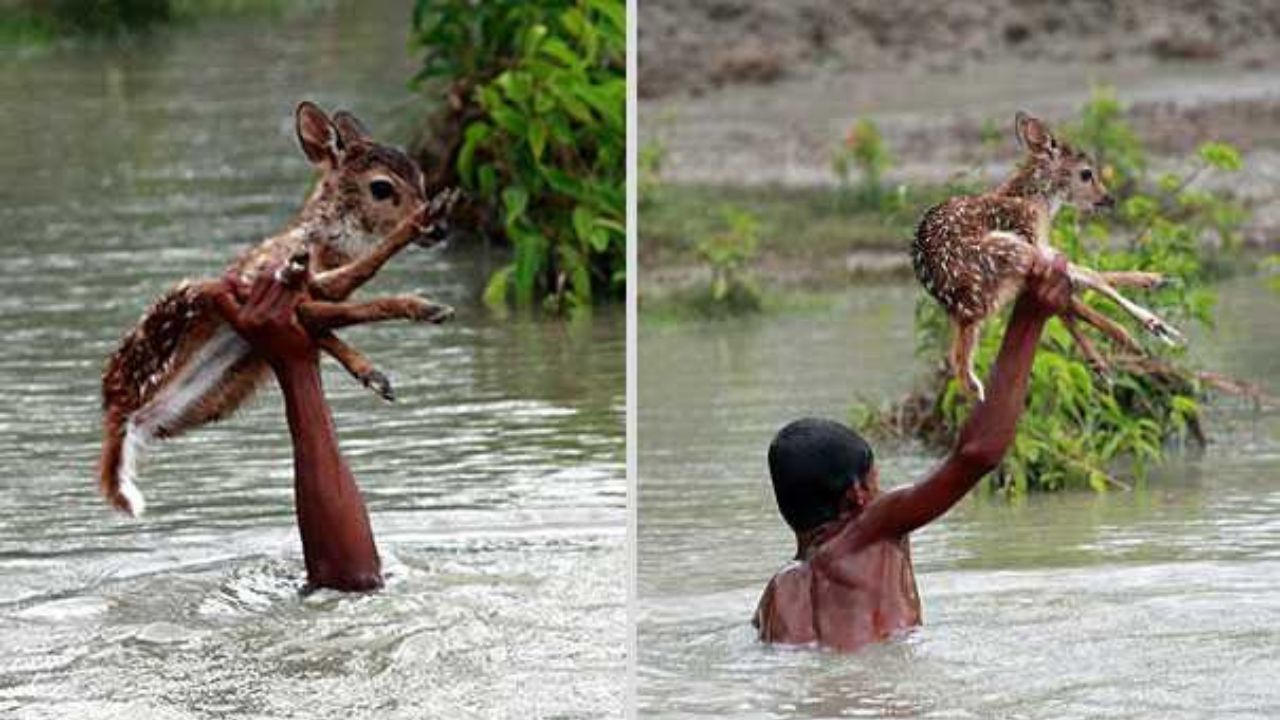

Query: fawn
<box><xmin>912</xmin><ymin>111</ymin><xmax>1184</xmax><ymax>402</ymax></box>
<box><xmin>98</xmin><ymin>101</ymin><xmax>457</xmax><ymax>516</ymax></box>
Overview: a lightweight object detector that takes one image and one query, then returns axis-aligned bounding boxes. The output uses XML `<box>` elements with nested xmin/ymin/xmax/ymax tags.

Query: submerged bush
<box><xmin>690</xmin><ymin>206</ymin><xmax>762</xmax><ymax>316</ymax></box>
<box><xmin>855</xmin><ymin>89</ymin><xmax>1251</xmax><ymax>493</ymax></box>
<box><xmin>411</xmin><ymin>0</ymin><xmax>625</xmax><ymax>313</ymax></box>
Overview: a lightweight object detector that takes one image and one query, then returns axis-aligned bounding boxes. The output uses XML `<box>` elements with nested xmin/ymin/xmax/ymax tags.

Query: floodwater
<box><xmin>0</xmin><ymin>2</ymin><xmax>624</xmax><ymax>718</ymax></box>
<box><xmin>638</xmin><ymin>277</ymin><xmax>1280</xmax><ymax>718</ymax></box>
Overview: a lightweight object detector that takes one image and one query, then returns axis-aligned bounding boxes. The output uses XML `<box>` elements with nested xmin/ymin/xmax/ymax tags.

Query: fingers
<box><xmin>246</xmin><ymin>268</ymin><xmax>275</xmax><ymax>307</ymax></box>
<box><xmin>210</xmin><ymin>284</ymin><xmax>247</xmax><ymax>335</ymax></box>
<box><xmin>222</xmin><ymin>270</ymin><xmax>249</xmax><ymax>302</ymax></box>
<box><xmin>216</xmin><ymin>256</ymin><xmax>311</xmax><ymax>333</ymax></box>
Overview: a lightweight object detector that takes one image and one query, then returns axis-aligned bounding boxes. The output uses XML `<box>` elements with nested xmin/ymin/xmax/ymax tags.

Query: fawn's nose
<box><xmin>1097</xmin><ymin>194</ymin><xmax>1115</xmax><ymax>209</ymax></box>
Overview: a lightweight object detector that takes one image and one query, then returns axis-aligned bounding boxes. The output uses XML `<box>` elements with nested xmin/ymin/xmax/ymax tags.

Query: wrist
<box><xmin>1011</xmin><ymin>296</ymin><xmax>1053</xmax><ymax>325</ymax></box>
<box><xmin>270</xmin><ymin>353</ymin><xmax>322</xmax><ymax>391</ymax></box>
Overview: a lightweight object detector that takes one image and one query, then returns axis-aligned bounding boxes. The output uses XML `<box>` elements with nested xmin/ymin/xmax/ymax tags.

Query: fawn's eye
<box><xmin>369</xmin><ymin>180</ymin><xmax>395</xmax><ymax>201</ymax></box>
<box><xmin>1079</xmin><ymin>168</ymin><xmax>1094</xmax><ymax>182</ymax></box>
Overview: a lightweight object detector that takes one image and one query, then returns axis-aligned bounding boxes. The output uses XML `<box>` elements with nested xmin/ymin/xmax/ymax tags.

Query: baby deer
<box><xmin>98</xmin><ymin>101</ymin><xmax>457</xmax><ymax>516</ymax></box>
<box><xmin>912</xmin><ymin>111</ymin><xmax>1184</xmax><ymax>402</ymax></box>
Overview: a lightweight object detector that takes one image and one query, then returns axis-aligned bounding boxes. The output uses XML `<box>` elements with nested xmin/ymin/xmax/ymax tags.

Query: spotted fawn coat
<box><xmin>98</xmin><ymin>102</ymin><xmax>454</xmax><ymax>516</ymax></box>
<box><xmin>912</xmin><ymin>112</ymin><xmax>1180</xmax><ymax>401</ymax></box>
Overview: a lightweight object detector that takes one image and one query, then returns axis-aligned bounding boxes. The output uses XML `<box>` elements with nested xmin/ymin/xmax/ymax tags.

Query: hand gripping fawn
<box><xmin>912</xmin><ymin>111</ymin><xmax>1184</xmax><ymax>402</ymax></box>
<box><xmin>98</xmin><ymin>101</ymin><xmax>458</xmax><ymax>516</ymax></box>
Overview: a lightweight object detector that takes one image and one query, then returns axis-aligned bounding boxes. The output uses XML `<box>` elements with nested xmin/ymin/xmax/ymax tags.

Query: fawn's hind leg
<box><xmin>1068</xmin><ymin>264</ymin><xmax>1184</xmax><ymax>346</ymax></box>
<box><xmin>315</xmin><ymin>332</ymin><xmax>396</xmax><ymax>402</ymax></box>
<box><xmin>950</xmin><ymin>321</ymin><xmax>985</xmax><ymax>402</ymax></box>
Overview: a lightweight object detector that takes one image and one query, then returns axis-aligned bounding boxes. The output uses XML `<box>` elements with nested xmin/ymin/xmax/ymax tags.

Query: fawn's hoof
<box><xmin>1145</xmin><ymin>317</ymin><xmax>1185</xmax><ymax>347</ymax></box>
<box><xmin>411</xmin><ymin>296</ymin><xmax>455</xmax><ymax>324</ymax></box>
<box><xmin>962</xmin><ymin>374</ymin><xmax>987</xmax><ymax>403</ymax></box>
<box><xmin>1087</xmin><ymin>360</ymin><xmax>1114</xmax><ymax>387</ymax></box>
<box><xmin>361</xmin><ymin>369</ymin><xmax>395</xmax><ymax>403</ymax></box>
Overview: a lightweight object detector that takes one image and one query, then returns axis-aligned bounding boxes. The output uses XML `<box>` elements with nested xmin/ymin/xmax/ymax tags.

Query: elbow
<box><xmin>954</xmin><ymin>440</ymin><xmax>1004</xmax><ymax>476</ymax></box>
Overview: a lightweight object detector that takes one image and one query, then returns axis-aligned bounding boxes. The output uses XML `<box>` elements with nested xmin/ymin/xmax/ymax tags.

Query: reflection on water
<box><xmin>0</xmin><ymin>2</ymin><xmax>623</xmax><ymax>718</ymax></box>
<box><xmin>639</xmin><ymin>278</ymin><xmax>1280</xmax><ymax>718</ymax></box>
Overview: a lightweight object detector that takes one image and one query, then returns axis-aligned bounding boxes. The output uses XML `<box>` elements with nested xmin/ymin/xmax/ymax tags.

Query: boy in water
<box><xmin>753</xmin><ymin>254</ymin><xmax>1071</xmax><ymax>651</ymax></box>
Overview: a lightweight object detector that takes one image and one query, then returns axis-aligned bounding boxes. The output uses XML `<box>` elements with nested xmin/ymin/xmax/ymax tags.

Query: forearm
<box><xmin>273</xmin><ymin>359</ymin><xmax>382</xmax><ymax>590</ymax></box>
<box><xmin>954</xmin><ymin>303</ymin><xmax>1047</xmax><ymax>466</ymax></box>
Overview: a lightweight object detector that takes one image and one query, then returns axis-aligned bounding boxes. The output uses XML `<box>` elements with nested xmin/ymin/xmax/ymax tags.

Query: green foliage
<box><xmin>0</xmin><ymin>0</ymin><xmax>170</xmax><ymax>37</ymax></box>
<box><xmin>413</xmin><ymin>0</ymin><xmax>625</xmax><ymax>313</ymax></box>
<box><xmin>870</xmin><ymin>90</ymin><xmax>1247</xmax><ymax>493</ymax></box>
<box><xmin>832</xmin><ymin>118</ymin><xmax>893</xmax><ymax>211</ymax></box>
<box><xmin>639</xmin><ymin>138</ymin><xmax>665</xmax><ymax>210</ymax></box>
<box><xmin>688</xmin><ymin>206</ymin><xmax>762</xmax><ymax>316</ymax></box>
<box><xmin>0</xmin><ymin>0</ymin><xmax>299</xmax><ymax>42</ymax></box>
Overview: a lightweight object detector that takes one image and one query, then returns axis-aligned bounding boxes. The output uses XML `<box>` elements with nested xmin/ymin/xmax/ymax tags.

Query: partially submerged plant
<box><xmin>858</xmin><ymin>89</ymin><xmax>1257</xmax><ymax>493</ymax></box>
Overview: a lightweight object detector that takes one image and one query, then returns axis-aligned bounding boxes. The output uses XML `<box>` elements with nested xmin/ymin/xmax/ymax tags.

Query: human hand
<box><xmin>1017</xmin><ymin>252</ymin><xmax>1072</xmax><ymax>319</ymax></box>
<box><xmin>212</xmin><ymin>251</ymin><xmax>319</xmax><ymax>369</ymax></box>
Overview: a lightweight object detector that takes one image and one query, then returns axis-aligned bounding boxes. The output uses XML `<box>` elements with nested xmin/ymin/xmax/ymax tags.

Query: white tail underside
<box><xmin>117</xmin><ymin>325</ymin><xmax>249</xmax><ymax>517</ymax></box>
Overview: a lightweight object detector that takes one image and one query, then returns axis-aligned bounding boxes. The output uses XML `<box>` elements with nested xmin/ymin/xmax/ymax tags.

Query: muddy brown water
<box><xmin>639</xmin><ymin>277</ymin><xmax>1280</xmax><ymax>718</ymax></box>
<box><xmin>0</xmin><ymin>2</ymin><xmax>624</xmax><ymax>718</ymax></box>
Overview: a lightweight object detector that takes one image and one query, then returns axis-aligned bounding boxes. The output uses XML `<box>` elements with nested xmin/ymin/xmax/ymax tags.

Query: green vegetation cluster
<box><xmin>0</xmin><ymin>0</ymin><xmax>295</xmax><ymax>42</ymax></box>
<box><xmin>411</xmin><ymin>0</ymin><xmax>625</xmax><ymax>314</ymax></box>
<box><xmin>856</xmin><ymin>89</ymin><xmax>1250</xmax><ymax>493</ymax></box>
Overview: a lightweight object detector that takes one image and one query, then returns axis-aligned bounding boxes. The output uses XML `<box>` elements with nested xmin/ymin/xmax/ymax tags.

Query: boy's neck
<box><xmin>794</xmin><ymin>518</ymin><xmax>847</xmax><ymax>561</ymax></box>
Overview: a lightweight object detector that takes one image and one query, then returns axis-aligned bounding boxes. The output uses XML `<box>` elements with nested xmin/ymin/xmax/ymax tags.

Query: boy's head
<box><xmin>768</xmin><ymin>418</ymin><xmax>878</xmax><ymax>534</ymax></box>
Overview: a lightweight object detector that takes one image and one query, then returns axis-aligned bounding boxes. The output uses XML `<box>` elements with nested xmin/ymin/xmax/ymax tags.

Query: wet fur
<box><xmin>98</xmin><ymin>102</ymin><xmax>431</xmax><ymax>516</ymax></box>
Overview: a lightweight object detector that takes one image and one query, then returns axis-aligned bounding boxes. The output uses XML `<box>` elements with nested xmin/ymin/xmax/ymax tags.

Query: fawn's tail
<box><xmin>98</xmin><ymin>410</ymin><xmax>147</xmax><ymax>517</ymax></box>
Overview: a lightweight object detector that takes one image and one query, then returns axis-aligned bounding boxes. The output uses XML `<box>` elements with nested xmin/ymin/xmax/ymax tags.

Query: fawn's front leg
<box><xmin>310</xmin><ymin>216</ymin><xmax>421</xmax><ymax>301</ymax></box>
<box><xmin>1098</xmin><ymin>270</ymin><xmax>1167</xmax><ymax>290</ymax></box>
<box><xmin>309</xmin><ymin>189</ymin><xmax>459</xmax><ymax>301</ymax></box>
<box><xmin>1070</xmin><ymin>297</ymin><xmax>1142</xmax><ymax>355</ymax></box>
<box><xmin>297</xmin><ymin>295</ymin><xmax>455</xmax><ymax>331</ymax></box>
<box><xmin>1067</xmin><ymin>264</ymin><xmax>1184</xmax><ymax>346</ymax></box>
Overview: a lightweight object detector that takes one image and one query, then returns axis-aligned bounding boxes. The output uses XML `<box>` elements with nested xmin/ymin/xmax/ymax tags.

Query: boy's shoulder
<box><xmin>754</xmin><ymin>560</ymin><xmax>817</xmax><ymax>644</ymax></box>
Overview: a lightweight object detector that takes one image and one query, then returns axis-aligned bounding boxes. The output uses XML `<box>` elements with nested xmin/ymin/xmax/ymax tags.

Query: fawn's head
<box><xmin>295</xmin><ymin>101</ymin><xmax>442</xmax><ymax>250</ymax></box>
<box><xmin>1013</xmin><ymin>111</ymin><xmax>1114</xmax><ymax>212</ymax></box>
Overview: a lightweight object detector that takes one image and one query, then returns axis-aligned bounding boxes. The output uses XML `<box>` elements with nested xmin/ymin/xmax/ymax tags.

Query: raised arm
<box><xmin>855</xmin><ymin>254</ymin><xmax>1072</xmax><ymax>542</ymax></box>
<box><xmin>213</xmin><ymin>257</ymin><xmax>383</xmax><ymax>592</ymax></box>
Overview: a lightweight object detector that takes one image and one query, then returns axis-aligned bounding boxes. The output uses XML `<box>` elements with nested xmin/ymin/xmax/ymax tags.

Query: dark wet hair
<box><xmin>768</xmin><ymin>418</ymin><xmax>874</xmax><ymax>533</ymax></box>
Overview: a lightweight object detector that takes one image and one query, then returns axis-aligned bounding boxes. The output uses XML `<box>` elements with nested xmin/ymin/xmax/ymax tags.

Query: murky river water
<box><xmin>639</xmin><ymin>277</ymin><xmax>1280</xmax><ymax>718</ymax></box>
<box><xmin>0</xmin><ymin>3</ymin><xmax>624</xmax><ymax>718</ymax></box>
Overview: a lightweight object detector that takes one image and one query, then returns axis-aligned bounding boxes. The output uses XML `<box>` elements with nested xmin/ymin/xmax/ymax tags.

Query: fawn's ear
<box><xmin>1015</xmin><ymin>111</ymin><xmax>1057</xmax><ymax>157</ymax></box>
<box><xmin>296</xmin><ymin>101</ymin><xmax>343</xmax><ymax>167</ymax></box>
<box><xmin>331</xmin><ymin>111</ymin><xmax>370</xmax><ymax>149</ymax></box>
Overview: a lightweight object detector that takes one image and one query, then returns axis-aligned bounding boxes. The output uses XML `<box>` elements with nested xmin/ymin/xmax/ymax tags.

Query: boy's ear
<box><xmin>296</xmin><ymin>101</ymin><xmax>342</xmax><ymax>167</ymax></box>
<box><xmin>852</xmin><ymin>482</ymin><xmax>873</xmax><ymax>510</ymax></box>
<box><xmin>1015</xmin><ymin>111</ymin><xmax>1057</xmax><ymax>157</ymax></box>
<box><xmin>841</xmin><ymin>482</ymin><xmax>872</xmax><ymax>513</ymax></box>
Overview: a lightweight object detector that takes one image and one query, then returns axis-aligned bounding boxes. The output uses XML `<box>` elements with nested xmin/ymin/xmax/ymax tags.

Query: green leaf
<box><xmin>1198</xmin><ymin>141</ymin><xmax>1242</xmax><ymax>172</ymax></box>
<box><xmin>457</xmin><ymin>122</ymin><xmax>492</xmax><ymax>184</ymax></box>
<box><xmin>502</xmin><ymin>185</ymin><xmax>529</xmax><ymax>227</ymax></box>
<box><xmin>528</xmin><ymin>119</ymin><xmax>548</xmax><ymax>161</ymax></box>
<box><xmin>571</xmin><ymin>205</ymin><xmax>594</xmax><ymax>245</ymax></box>
<box><xmin>483</xmin><ymin>265</ymin><xmax>512</xmax><ymax>309</ymax></box>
